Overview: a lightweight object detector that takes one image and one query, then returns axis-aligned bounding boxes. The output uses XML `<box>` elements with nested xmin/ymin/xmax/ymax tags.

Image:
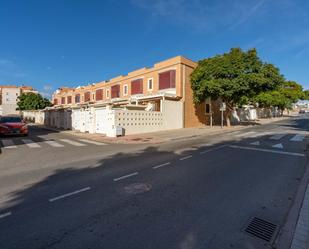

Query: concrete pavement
<box><xmin>0</xmin><ymin>115</ymin><xmax>308</xmax><ymax>248</ymax></box>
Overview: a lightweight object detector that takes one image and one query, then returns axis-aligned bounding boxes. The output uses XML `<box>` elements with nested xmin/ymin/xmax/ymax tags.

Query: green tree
<box><xmin>302</xmin><ymin>90</ymin><xmax>309</xmax><ymax>100</ymax></box>
<box><xmin>254</xmin><ymin>81</ymin><xmax>304</xmax><ymax>114</ymax></box>
<box><xmin>17</xmin><ymin>92</ymin><xmax>52</xmax><ymax>110</ymax></box>
<box><xmin>190</xmin><ymin>48</ymin><xmax>284</xmax><ymax>126</ymax></box>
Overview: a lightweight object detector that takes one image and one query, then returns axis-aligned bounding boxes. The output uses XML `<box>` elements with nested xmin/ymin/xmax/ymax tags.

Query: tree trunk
<box><xmin>225</xmin><ymin>109</ymin><xmax>231</xmax><ymax>127</ymax></box>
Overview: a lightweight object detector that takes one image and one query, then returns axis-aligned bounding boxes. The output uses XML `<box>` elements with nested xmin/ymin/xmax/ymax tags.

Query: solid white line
<box><xmin>1</xmin><ymin>139</ymin><xmax>17</xmax><ymax>148</ymax></box>
<box><xmin>0</xmin><ymin>212</ymin><xmax>12</xmax><ymax>219</ymax></box>
<box><xmin>59</xmin><ymin>139</ymin><xmax>86</xmax><ymax>146</ymax></box>
<box><xmin>22</xmin><ymin>139</ymin><xmax>41</xmax><ymax>148</ymax></box>
<box><xmin>229</xmin><ymin>145</ymin><xmax>304</xmax><ymax>157</ymax></box>
<box><xmin>199</xmin><ymin>145</ymin><xmax>227</xmax><ymax>154</ymax></box>
<box><xmin>45</xmin><ymin>140</ymin><xmax>64</xmax><ymax>147</ymax></box>
<box><xmin>290</xmin><ymin>134</ymin><xmax>305</xmax><ymax>142</ymax></box>
<box><xmin>78</xmin><ymin>139</ymin><xmax>106</xmax><ymax>145</ymax></box>
<box><xmin>270</xmin><ymin>134</ymin><xmax>285</xmax><ymax>140</ymax></box>
<box><xmin>113</xmin><ymin>172</ymin><xmax>138</xmax><ymax>182</ymax></box>
<box><xmin>49</xmin><ymin>187</ymin><xmax>91</xmax><ymax>202</ymax></box>
<box><xmin>152</xmin><ymin>162</ymin><xmax>171</xmax><ymax>169</ymax></box>
<box><xmin>180</xmin><ymin>155</ymin><xmax>193</xmax><ymax>161</ymax></box>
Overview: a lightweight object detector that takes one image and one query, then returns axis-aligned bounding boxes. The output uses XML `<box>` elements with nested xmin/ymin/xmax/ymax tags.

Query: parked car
<box><xmin>0</xmin><ymin>115</ymin><xmax>28</xmax><ymax>136</ymax></box>
<box><xmin>299</xmin><ymin>109</ymin><xmax>306</xmax><ymax>114</ymax></box>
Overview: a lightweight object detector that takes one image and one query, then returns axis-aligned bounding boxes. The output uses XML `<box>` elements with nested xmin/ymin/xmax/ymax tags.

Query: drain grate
<box><xmin>245</xmin><ymin>217</ymin><xmax>278</xmax><ymax>242</ymax></box>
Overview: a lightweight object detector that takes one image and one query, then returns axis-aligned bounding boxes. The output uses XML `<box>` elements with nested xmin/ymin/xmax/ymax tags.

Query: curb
<box><xmin>275</xmin><ymin>160</ymin><xmax>309</xmax><ymax>249</ymax></box>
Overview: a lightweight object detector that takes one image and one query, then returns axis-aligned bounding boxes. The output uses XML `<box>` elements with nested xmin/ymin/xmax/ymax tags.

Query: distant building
<box><xmin>0</xmin><ymin>85</ymin><xmax>38</xmax><ymax>115</ymax></box>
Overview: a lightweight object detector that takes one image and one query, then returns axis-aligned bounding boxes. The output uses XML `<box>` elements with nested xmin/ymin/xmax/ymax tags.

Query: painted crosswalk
<box><xmin>270</xmin><ymin>134</ymin><xmax>285</xmax><ymax>140</ymax></box>
<box><xmin>1</xmin><ymin>139</ymin><xmax>17</xmax><ymax>149</ymax></box>
<box><xmin>59</xmin><ymin>139</ymin><xmax>87</xmax><ymax>147</ymax></box>
<box><xmin>21</xmin><ymin>139</ymin><xmax>41</xmax><ymax>148</ymax></box>
<box><xmin>0</xmin><ymin>138</ymin><xmax>107</xmax><ymax>149</ymax></box>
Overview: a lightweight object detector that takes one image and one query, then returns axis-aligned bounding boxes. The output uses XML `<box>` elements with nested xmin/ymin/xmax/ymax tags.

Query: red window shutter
<box><xmin>75</xmin><ymin>94</ymin><xmax>80</xmax><ymax>103</ymax></box>
<box><xmin>84</xmin><ymin>92</ymin><xmax>91</xmax><ymax>102</ymax></box>
<box><xmin>96</xmin><ymin>89</ymin><xmax>103</xmax><ymax>101</ymax></box>
<box><xmin>54</xmin><ymin>99</ymin><xmax>58</xmax><ymax>105</ymax></box>
<box><xmin>111</xmin><ymin>85</ymin><xmax>120</xmax><ymax>98</ymax></box>
<box><xmin>159</xmin><ymin>70</ymin><xmax>176</xmax><ymax>89</ymax></box>
<box><xmin>131</xmin><ymin>79</ymin><xmax>143</xmax><ymax>95</ymax></box>
<box><xmin>61</xmin><ymin>97</ymin><xmax>65</xmax><ymax>104</ymax></box>
<box><xmin>67</xmin><ymin>96</ymin><xmax>72</xmax><ymax>104</ymax></box>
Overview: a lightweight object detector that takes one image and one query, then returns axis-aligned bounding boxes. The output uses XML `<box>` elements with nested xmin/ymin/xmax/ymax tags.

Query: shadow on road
<box><xmin>0</xmin><ymin>131</ymin><xmax>307</xmax><ymax>249</ymax></box>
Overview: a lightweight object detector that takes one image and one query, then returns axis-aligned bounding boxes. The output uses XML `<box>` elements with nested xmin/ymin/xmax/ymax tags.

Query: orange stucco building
<box><xmin>52</xmin><ymin>56</ymin><xmax>220</xmax><ymax>128</ymax></box>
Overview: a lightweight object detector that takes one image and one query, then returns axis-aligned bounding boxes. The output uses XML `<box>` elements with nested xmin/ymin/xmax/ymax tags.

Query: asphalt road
<box><xmin>0</xmin><ymin>115</ymin><xmax>308</xmax><ymax>249</ymax></box>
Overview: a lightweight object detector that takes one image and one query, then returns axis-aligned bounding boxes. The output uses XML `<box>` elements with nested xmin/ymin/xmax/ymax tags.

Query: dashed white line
<box><xmin>229</xmin><ymin>145</ymin><xmax>304</xmax><ymax>157</ymax></box>
<box><xmin>113</xmin><ymin>172</ymin><xmax>138</xmax><ymax>182</ymax></box>
<box><xmin>152</xmin><ymin>162</ymin><xmax>171</xmax><ymax>169</ymax></box>
<box><xmin>49</xmin><ymin>187</ymin><xmax>91</xmax><ymax>202</ymax></box>
<box><xmin>0</xmin><ymin>211</ymin><xmax>12</xmax><ymax>219</ymax></box>
<box><xmin>180</xmin><ymin>155</ymin><xmax>193</xmax><ymax>161</ymax></box>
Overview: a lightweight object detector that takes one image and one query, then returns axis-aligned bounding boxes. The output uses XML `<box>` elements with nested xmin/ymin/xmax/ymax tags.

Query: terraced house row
<box><xmin>42</xmin><ymin>56</ymin><xmax>222</xmax><ymax>136</ymax></box>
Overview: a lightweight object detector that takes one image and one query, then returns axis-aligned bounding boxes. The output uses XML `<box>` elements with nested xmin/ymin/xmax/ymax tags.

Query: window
<box><xmin>111</xmin><ymin>85</ymin><xmax>120</xmax><ymax>98</ymax></box>
<box><xmin>67</xmin><ymin>96</ymin><xmax>72</xmax><ymax>104</ymax></box>
<box><xmin>92</xmin><ymin>93</ymin><xmax>95</xmax><ymax>100</ymax></box>
<box><xmin>61</xmin><ymin>97</ymin><xmax>65</xmax><ymax>105</ymax></box>
<box><xmin>123</xmin><ymin>84</ymin><xmax>128</xmax><ymax>96</ymax></box>
<box><xmin>131</xmin><ymin>79</ymin><xmax>143</xmax><ymax>95</ymax></box>
<box><xmin>84</xmin><ymin>91</ymin><xmax>91</xmax><ymax>102</ymax></box>
<box><xmin>95</xmin><ymin>89</ymin><xmax>103</xmax><ymax>101</ymax></box>
<box><xmin>147</xmin><ymin>78</ymin><xmax>153</xmax><ymax>91</ymax></box>
<box><xmin>75</xmin><ymin>94</ymin><xmax>80</xmax><ymax>103</ymax></box>
<box><xmin>54</xmin><ymin>99</ymin><xmax>58</xmax><ymax>105</ymax></box>
<box><xmin>106</xmin><ymin>89</ymin><xmax>110</xmax><ymax>98</ymax></box>
<box><xmin>159</xmin><ymin>70</ymin><xmax>176</xmax><ymax>90</ymax></box>
<box><xmin>205</xmin><ymin>103</ymin><xmax>211</xmax><ymax>114</ymax></box>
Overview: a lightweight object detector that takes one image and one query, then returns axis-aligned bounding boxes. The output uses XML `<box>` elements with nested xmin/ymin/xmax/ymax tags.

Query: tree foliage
<box><xmin>17</xmin><ymin>92</ymin><xmax>52</xmax><ymax>110</ymax></box>
<box><xmin>302</xmin><ymin>90</ymin><xmax>309</xmax><ymax>100</ymax></box>
<box><xmin>254</xmin><ymin>81</ymin><xmax>304</xmax><ymax>110</ymax></box>
<box><xmin>190</xmin><ymin>48</ymin><xmax>285</xmax><ymax>125</ymax></box>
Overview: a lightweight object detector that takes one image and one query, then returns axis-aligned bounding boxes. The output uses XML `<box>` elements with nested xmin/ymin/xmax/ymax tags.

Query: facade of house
<box><xmin>0</xmin><ymin>85</ymin><xmax>37</xmax><ymax>115</ymax></box>
<box><xmin>51</xmin><ymin>56</ymin><xmax>222</xmax><ymax>135</ymax></box>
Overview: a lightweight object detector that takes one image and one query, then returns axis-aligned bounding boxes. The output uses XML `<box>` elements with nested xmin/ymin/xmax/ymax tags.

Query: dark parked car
<box><xmin>0</xmin><ymin>116</ymin><xmax>28</xmax><ymax>136</ymax></box>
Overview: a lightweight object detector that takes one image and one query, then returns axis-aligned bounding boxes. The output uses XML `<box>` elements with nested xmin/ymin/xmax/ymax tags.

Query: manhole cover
<box><xmin>124</xmin><ymin>183</ymin><xmax>152</xmax><ymax>194</ymax></box>
<box><xmin>245</xmin><ymin>217</ymin><xmax>278</xmax><ymax>243</ymax></box>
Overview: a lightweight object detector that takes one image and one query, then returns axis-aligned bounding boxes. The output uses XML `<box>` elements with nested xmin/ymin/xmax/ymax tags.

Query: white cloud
<box><xmin>43</xmin><ymin>84</ymin><xmax>52</xmax><ymax>91</ymax></box>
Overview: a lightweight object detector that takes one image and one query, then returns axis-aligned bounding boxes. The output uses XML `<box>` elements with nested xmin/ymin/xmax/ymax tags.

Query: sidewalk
<box><xmin>37</xmin><ymin>116</ymin><xmax>291</xmax><ymax>144</ymax></box>
<box><xmin>290</xmin><ymin>183</ymin><xmax>309</xmax><ymax>249</ymax></box>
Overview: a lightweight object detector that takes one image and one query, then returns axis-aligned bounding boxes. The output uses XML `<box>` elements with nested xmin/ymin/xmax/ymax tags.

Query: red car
<box><xmin>0</xmin><ymin>116</ymin><xmax>28</xmax><ymax>136</ymax></box>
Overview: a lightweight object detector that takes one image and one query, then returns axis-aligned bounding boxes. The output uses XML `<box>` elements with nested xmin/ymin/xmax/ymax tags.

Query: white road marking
<box><xmin>248</xmin><ymin>132</ymin><xmax>272</xmax><ymax>138</ymax></box>
<box><xmin>272</xmin><ymin>143</ymin><xmax>284</xmax><ymax>149</ymax></box>
<box><xmin>78</xmin><ymin>139</ymin><xmax>106</xmax><ymax>145</ymax></box>
<box><xmin>45</xmin><ymin>140</ymin><xmax>64</xmax><ymax>147</ymax></box>
<box><xmin>199</xmin><ymin>145</ymin><xmax>227</xmax><ymax>154</ymax></box>
<box><xmin>59</xmin><ymin>139</ymin><xmax>86</xmax><ymax>146</ymax></box>
<box><xmin>290</xmin><ymin>134</ymin><xmax>305</xmax><ymax>142</ymax></box>
<box><xmin>180</xmin><ymin>155</ymin><xmax>193</xmax><ymax>161</ymax></box>
<box><xmin>37</xmin><ymin>135</ymin><xmax>49</xmax><ymax>140</ymax></box>
<box><xmin>250</xmin><ymin>141</ymin><xmax>260</xmax><ymax>146</ymax></box>
<box><xmin>152</xmin><ymin>162</ymin><xmax>171</xmax><ymax>169</ymax></box>
<box><xmin>22</xmin><ymin>139</ymin><xmax>41</xmax><ymax>148</ymax></box>
<box><xmin>49</xmin><ymin>187</ymin><xmax>91</xmax><ymax>202</ymax></box>
<box><xmin>113</xmin><ymin>172</ymin><xmax>138</xmax><ymax>182</ymax></box>
<box><xmin>1</xmin><ymin>139</ymin><xmax>17</xmax><ymax>148</ymax></box>
<box><xmin>235</xmin><ymin>131</ymin><xmax>256</xmax><ymax>137</ymax></box>
<box><xmin>229</xmin><ymin>145</ymin><xmax>304</xmax><ymax>157</ymax></box>
<box><xmin>270</xmin><ymin>134</ymin><xmax>285</xmax><ymax>140</ymax></box>
<box><xmin>0</xmin><ymin>211</ymin><xmax>11</xmax><ymax>219</ymax></box>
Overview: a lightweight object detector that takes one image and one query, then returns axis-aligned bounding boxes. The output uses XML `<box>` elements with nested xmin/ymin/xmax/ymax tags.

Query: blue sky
<box><xmin>0</xmin><ymin>0</ymin><xmax>309</xmax><ymax>98</ymax></box>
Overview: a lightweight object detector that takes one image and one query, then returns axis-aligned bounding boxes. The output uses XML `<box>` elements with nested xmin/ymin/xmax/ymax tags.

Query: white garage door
<box><xmin>95</xmin><ymin>108</ymin><xmax>107</xmax><ymax>134</ymax></box>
